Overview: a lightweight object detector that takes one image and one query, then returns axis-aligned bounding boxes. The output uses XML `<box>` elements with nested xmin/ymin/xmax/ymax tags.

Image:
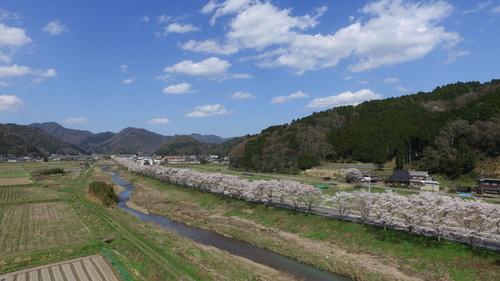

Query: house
<box><xmin>165</xmin><ymin>156</ymin><xmax>186</xmax><ymax>164</ymax></box>
<box><xmin>409</xmin><ymin>171</ymin><xmax>428</xmax><ymax>183</ymax></box>
<box><xmin>409</xmin><ymin>170</ymin><xmax>440</xmax><ymax>191</ymax></box>
<box><xmin>386</xmin><ymin>170</ymin><xmax>410</xmax><ymax>185</ymax></box>
<box><xmin>477</xmin><ymin>178</ymin><xmax>500</xmax><ymax>195</ymax></box>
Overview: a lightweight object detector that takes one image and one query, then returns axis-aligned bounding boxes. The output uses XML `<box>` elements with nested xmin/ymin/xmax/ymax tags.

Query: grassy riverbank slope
<box><xmin>117</xmin><ymin>164</ymin><xmax>500</xmax><ymax>281</ymax></box>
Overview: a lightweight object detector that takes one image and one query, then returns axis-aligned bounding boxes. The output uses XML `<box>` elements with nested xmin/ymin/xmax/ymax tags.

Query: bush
<box><xmin>35</xmin><ymin>167</ymin><xmax>65</xmax><ymax>176</ymax></box>
<box><xmin>88</xmin><ymin>181</ymin><xmax>118</xmax><ymax>206</ymax></box>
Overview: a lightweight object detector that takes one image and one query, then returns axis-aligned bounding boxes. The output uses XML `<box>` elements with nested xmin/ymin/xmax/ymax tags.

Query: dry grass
<box><xmin>0</xmin><ymin>177</ymin><xmax>32</xmax><ymax>186</ymax></box>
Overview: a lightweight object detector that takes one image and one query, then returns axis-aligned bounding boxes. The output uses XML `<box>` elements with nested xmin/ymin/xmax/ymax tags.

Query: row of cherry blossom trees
<box><xmin>113</xmin><ymin>156</ymin><xmax>500</xmax><ymax>247</ymax></box>
<box><xmin>113</xmin><ymin>156</ymin><xmax>323</xmax><ymax>210</ymax></box>
<box><xmin>326</xmin><ymin>191</ymin><xmax>500</xmax><ymax>245</ymax></box>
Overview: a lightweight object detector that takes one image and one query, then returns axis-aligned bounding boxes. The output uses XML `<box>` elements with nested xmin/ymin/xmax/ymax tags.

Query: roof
<box><xmin>386</xmin><ymin>170</ymin><xmax>410</xmax><ymax>183</ymax></box>
<box><xmin>479</xmin><ymin>178</ymin><xmax>500</xmax><ymax>182</ymax></box>
<box><xmin>409</xmin><ymin>170</ymin><xmax>428</xmax><ymax>177</ymax></box>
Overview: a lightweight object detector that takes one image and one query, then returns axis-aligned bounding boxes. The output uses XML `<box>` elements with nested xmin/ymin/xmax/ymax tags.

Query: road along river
<box><xmin>106</xmin><ymin>168</ymin><xmax>350</xmax><ymax>281</ymax></box>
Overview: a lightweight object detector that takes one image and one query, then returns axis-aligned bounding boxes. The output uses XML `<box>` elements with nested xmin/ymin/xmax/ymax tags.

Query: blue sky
<box><xmin>0</xmin><ymin>0</ymin><xmax>498</xmax><ymax>137</ymax></box>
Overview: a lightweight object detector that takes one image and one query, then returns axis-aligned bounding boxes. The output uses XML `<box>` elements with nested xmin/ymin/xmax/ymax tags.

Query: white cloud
<box><xmin>0</xmin><ymin>81</ymin><xmax>9</xmax><ymax>87</ymax></box>
<box><xmin>227</xmin><ymin>2</ymin><xmax>323</xmax><ymax>50</ymax></box>
<box><xmin>202</xmin><ymin>0</ymin><xmax>255</xmax><ymax>25</ymax></box>
<box><xmin>186</xmin><ymin>104</ymin><xmax>232</xmax><ymax>118</ymax></box>
<box><xmin>397</xmin><ymin>86</ymin><xmax>410</xmax><ymax>94</ymax></box>
<box><xmin>164</xmin><ymin>57</ymin><xmax>230</xmax><ymax>78</ymax></box>
<box><xmin>164</xmin><ymin>23</ymin><xmax>199</xmax><ymax>34</ymax></box>
<box><xmin>62</xmin><ymin>117</ymin><xmax>87</xmax><ymax>125</ymax></box>
<box><xmin>42</xmin><ymin>20</ymin><xmax>67</xmax><ymax>36</ymax></box>
<box><xmin>463</xmin><ymin>1</ymin><xmax>492</xmax><ymax>15</ymax></box>
<box><xmin>0</xmin><ymin>64</ymin><xmax>31</xmax><ymax>78</ymax></box>
<box><xmin>181</xmin><ymin>39</ymin><xmax>239</xmax><ymax>55</ymax></box>
<box><xmin>120</xmin><ymin>64</ymin><xmax>129</xmax><ymax>73</ymax></box>
<box><xmin>307</xmin><ymin>89</ymin><xmax>381</xmax><ymax>109</ymax></box>
<box><xmin>194</xmin><ymin>0</ymin><xmax>460</xmax><ymax>74</ymax></box>
<box><xmin>0</xmin><ymin>94</ymin><xmax>22</xmax><ymax>112</ymax></box>
<box><xmin>0</xmin><ymin>9</ymin><xmax>19</xmax><ymax>22</ymax></box>
<box><xmin>491</xmin><ymin>5</ymin><xmax>500</xmax><ymax>13</ymax></box>
<box><xmin>122</xmin><ymin>77</ymin><xmax>135</xmax><ymax>84</ymax></box>
<box><xmin>0</xmin><ymin>65</ymin><xmax>57</xmax><ymax>81</ymax></box>
<box><xmin>0</xmin><ymin>23</ymin><xmax>32</xmax><ymax>47</ymax></box>
<box><xmin>157</xmin><ymin>14</ymin><xmax>171</xmax><ymax>23</ymax></box>
<box><xmin>142</xmin><ymin>16</ymin><xmax>151</xmax><ymax>22</ymax></box>
<box><xmin>445</xmin><ymin>49</ymin><xmax>470</xmax><ymax>64</ymax></box>
<box><xmin>230</xmin><ymin>91</ymin><xmax>254</xmax><ymax>100</ymax></box>
<box><xmin>147</xmin><ymin>117</ymin><xmax>170</xmax><ymax>125</ymax></box>
<box><xmin>271</xmin><ymin>91</ymin><xmax>308</xmax><ymax>104</ymax></box>
<box><xmin>41</xmin><ymin>68</ymin><xmax>57</xmax><ymax>78</ymax></box>
<box><xmin>384</xmin><ymin>77</ymin><xmax>400</xmax><ymax>84</ymax></box>
<box><xmin>219</xmin><ymin>72</ymin><xmax>252</xmax><ymax>80</ymax></box>
<box><xmin>162</xmin><ymin>83</ymin><xmax>193</xmax><ymax>94</ymax></box>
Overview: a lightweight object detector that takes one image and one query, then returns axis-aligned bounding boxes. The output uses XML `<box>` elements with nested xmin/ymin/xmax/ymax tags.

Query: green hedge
<box><xmin>35</xmin><ymin>167</ymin><xmax>65</xmax><ymax>176</ymax></box>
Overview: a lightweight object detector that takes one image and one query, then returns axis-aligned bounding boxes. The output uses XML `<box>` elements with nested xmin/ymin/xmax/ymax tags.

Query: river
<box><xmin>106</xmin><ymin>169</ymin><xmax>350</xmax><ymax>281</ymax></box>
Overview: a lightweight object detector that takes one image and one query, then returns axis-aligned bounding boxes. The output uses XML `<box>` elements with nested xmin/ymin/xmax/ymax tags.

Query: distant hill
<box><xmin>0</xmin><ymin>125</ymin><xmax>43</xmax><ymax>156</ymax></box>
<box><xmin>0</xmin><ymin>124</ymin><xmax>83</xmax><ymax>156</ymax></box>
<box><xmin>229</xmin><ymin>80</ymin><xmax>500</xmax><ymax>177</ymax></box>
<box><xmin>30</xmin><ymin>122</ymin><xmax>116</xmax><ymax>152</ymax></box>
<box><xmin>30</xmin><ymin>122</ymin><xmax>94</xmax><ymax>145</ymax></box>
<box><xmin>92</xmin><ymin>127</ymin><xmax>168</xmax><ymax>155</ymax></box>
<box><xmin>156</xmin><ymin>135</ymin><xmax>205</xmax><ymax>155</ymax></box>
<box><xmin>156</xmin><ymin>135</ymin><xmax>246</xmax><ymax>156</ymax></box>
<box><xmin>188</xmin><ymin>134</ymin><xmax>227</xmax><ymax>144</ymax></box>
<box><xmin>24</xmin><ymin>122</ymin><xmax>230</xmax><ymax>155</ymax></box>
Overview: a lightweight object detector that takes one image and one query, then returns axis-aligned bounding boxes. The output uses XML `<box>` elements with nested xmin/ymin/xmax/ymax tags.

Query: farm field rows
<box><xmin>0</xmin><ymin>186</ymin><xmax>62</xmax><ymax>204</ymax></box>
<box><xmin>0</xmin><ymin>163</ymin><xmax>31</xmax><ymax>186</ymax></box>
<box><xmin>0</xmin><ymin>202</ymin><xmax>91</xmax><ymax>255</ymax></box>
<box><xmin>0</xmin><ymin>255</ymin><xmax>119</xmax><ymax>281</ymax></box>
<box><xmin>22</xmin><ymin>161</ymin><xmax>81</xmax><ymax>174</ymax></box>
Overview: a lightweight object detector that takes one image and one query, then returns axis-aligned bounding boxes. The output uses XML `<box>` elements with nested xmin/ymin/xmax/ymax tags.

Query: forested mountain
<box><xmin>188</xmin><ymin>134</ymin><xmax>228</xmax><ymax>144</ymax></box>
<box><xmin>155</xmin><ymin>135</ymin><xmax>245</xmax><ymax>156</ymax></box>
<box><xmin>156</xmin><ymin>135</ymin><xmax>206</xmax><ymax>155</ymax></box>
<box><xmin>91</xmin><ymin>127</ymin><xmax>169</xmax><ymax>154</ymax></box>
<box><xmin>230</xmin><ymin>80</ymin><xmax>500</xmax><ymax>178</ymax></box>
<box><xmin>1</xmin><ymin>122</ymin><xmax>230</xmax><ymax>156</ymax></box>
<box><xmin>30</xmin><ymin>122</ymin><xmax>117</xmax><ymax>152</ymax></box>
<box><xmin>0</xmin><ymin>124</ymin><xmax>83</xmax><ymax>156</ymax></box>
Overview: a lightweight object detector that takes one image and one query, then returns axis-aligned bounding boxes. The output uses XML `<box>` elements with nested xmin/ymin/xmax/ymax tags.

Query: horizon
<box><xmin>0</xmin><ymin>0</ymin><xmax>499</xmax><ymax>138</ymax></box>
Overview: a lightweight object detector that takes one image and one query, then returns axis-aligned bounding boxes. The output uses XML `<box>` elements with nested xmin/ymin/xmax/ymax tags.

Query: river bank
<box><xmin>117</xmin><ymin>164</ymin><xmax>500</xmax><ymax>280</ymax></box>
<box><xmin>109</xmin><ymin>164</ymin><xmax>435</xmax><ymax>281</ymax></box>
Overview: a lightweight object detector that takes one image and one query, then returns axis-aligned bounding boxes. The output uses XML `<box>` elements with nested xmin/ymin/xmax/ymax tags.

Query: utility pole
<box><xmin>408</xmin><ymin>142</ymin><xmax>412</xmax><ymax>171</ymax></box>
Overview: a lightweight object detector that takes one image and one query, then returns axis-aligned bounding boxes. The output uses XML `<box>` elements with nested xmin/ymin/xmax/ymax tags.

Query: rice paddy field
<box><xmin>0</xmin><ymin>186</ymin><xmax>61</xmax><ymax>204</ymax></box>
<box><xmin>0</xmin><ymin>202</ymin><xmax>91</xmax><ymax>254</ymax></box>
<box><xmin>0</xmin><ymin>163</ymin><xmax>32</xmax><ymax>186</ymax></box>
